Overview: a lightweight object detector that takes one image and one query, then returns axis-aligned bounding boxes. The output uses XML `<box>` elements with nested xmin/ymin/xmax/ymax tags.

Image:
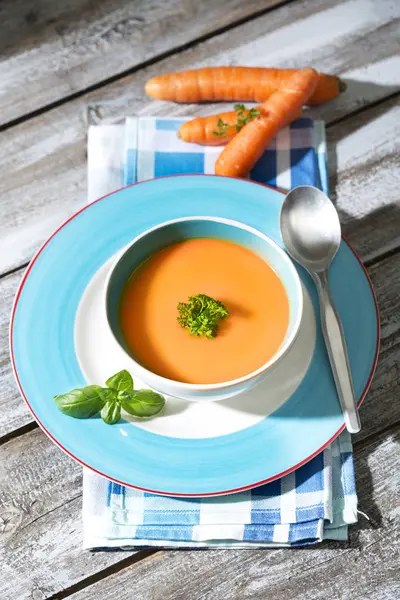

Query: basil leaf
<box><xmin>99</xmin><ymin>387</ymin><xmax>118</xmax><ymax>403</ymax></box>
<box><xmin>105</xmin><ymin>370</ymin><xmax>134</xmax><ymax>392</ymax></box>
<box><xmin>54</xmin><ymin>385</ymin><xmax>106</xmax><ymax>418</ymax></box>
<box><xmin>119</xmin><ymin>389</ymin><xmax>165</xmax><ymax>418</ymax></box>
<box><xmin>101</xmin><ymin>399</ymin><xmax>121</xmax><ymax>425</ymax></box>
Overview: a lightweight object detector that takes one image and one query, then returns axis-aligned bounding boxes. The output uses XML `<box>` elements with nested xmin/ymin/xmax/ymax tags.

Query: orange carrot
<box><xmin>178</xmin><ymin>105</ymin><xmax>302</xmax><ymax>145</ymax></box>
<box><xmin>215</xmin><ymin>68</ymin><xmax>319</xmax><ymax>178</ymax></box>
<box><xmin>145</xmin><ymin>67</ymin><xmax>344</xmax><ymax>106</ymax></box>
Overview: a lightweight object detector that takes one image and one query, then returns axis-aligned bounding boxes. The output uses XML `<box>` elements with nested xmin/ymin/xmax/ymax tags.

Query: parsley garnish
<box><xmin>177</xmin><ymin>294</ymin><xmax>229</xmax><ymax>339</ymax></box>
<box><xmin>213</xmin><ymin>104</ymin><xmax>260</xmax><ymax>137</ymax></box>
<box><xmin>212</xmin><ymin>118</ymin><xmax>230</xmax><ymax>137</ymax></box>
<box><xmin>234</xmin><ymin>104</ymin><xmax>260</xmax><ymax>132</ymax></box>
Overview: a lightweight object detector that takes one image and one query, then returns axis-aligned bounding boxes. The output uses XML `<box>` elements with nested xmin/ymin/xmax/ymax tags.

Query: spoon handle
<box><xmin>313</xmin><ymin>270</ymin><xmax>361</xmax><ymax>434</ymax></box>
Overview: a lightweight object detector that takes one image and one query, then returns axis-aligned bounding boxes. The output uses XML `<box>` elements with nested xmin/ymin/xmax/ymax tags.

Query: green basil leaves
<box><xmin>105</xmin><ymin>370</ymin><xmax>134</xmax><ymax>392</ymax></box>
<box><xmin>119</xmin><ymin>389</ymin><xmax>165</xmax><ymax>418</ymax></box>
<box><xmin>54</xmin><ymin>370</ymin><xmax>165</xmax><ymax>424</ymax></box>
<box><xmin>54</xmin><ymin>385</ymin><xmax>106</xmax><ymax>418</ymax></box>
<box><xmin>101</xmin><ymin>397</ymin><xmax>122</xmax><ymax>425</ymax></box>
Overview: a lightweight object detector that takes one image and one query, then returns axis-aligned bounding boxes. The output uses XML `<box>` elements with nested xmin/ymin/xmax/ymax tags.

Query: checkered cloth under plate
<box><xmin>83</xmin><ymin>116</ymin><xmax>357</xmax><ymax>549</ymax></box>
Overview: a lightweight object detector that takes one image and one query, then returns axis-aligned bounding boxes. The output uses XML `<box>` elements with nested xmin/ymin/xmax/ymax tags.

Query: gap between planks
<box><xmin>45</xmin><ymin>552</ymin><xmax>159</xmax><ymax>600</ymax></box>
<box><xmin>0</xmin><ymin>420</ymin><xmax>38</xmax><ymax>446</ymax></box>
<box><xmin>325</xmin><ymin>88</ymin><xmax>400</xmax><ymax>132</ymax></box>
<box><xmin>364</xmin><ymin>243</ymin><xmax>400</xmax><ymax>268</ymax></box>
<box><xmin>0</xmin><ymin>0</ymin><xmax>296</xmax><ymax>134</ymax></box>
<box><xmin>0</xmin><ymin>261</ymin><xmax>29</xmax><ymax>280</ymax></box>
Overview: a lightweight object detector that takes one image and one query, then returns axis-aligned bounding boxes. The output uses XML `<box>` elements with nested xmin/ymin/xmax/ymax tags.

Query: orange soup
<box><xmin>119</xmin><ymin>238</ymin><xmax>289</xmax><ymax>384</ymax></box>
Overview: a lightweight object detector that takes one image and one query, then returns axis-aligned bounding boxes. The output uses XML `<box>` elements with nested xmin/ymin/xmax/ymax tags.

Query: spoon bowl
<box><xmin>280</xmin><ymin>185</ymin><xmax>341</xmax><ymax>272</ymax></box>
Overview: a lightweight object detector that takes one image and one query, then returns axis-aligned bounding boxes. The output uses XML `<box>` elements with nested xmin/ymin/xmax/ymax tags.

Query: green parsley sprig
<box><xmin>213</xmin><ymin>117</ymin><xmax>230</xmax><ymax>138</ymax></box>
<box><xmin>234</xmin><ymin>104</ymin><xmax>260</xmax><ymax>132</ymax></box>
<box><xmin>213</xmin><ymin>104</ymin><xmax>260</xmax><ymax>137</ymax></box>
<box><xmin>177</xmin><ymin>294</ymin><xmax>229</xmax><ymax>339</ymax></box>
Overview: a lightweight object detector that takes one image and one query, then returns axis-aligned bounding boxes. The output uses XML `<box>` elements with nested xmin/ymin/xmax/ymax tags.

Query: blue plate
<box><xmin>11</xmin><ymin>176</ymin><xmax>379</xmax><ymax>496</ymax></box>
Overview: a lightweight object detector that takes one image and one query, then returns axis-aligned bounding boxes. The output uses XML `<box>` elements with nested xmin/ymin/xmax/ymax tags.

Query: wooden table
<box><xmin>1</xmin><ymin>0</ymin><xmax>399</xmax><ymax>598</ymax></box>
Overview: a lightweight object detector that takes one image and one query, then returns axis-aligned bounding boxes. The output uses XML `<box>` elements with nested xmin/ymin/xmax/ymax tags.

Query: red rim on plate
<box><xmin>9</xmin><ymin>176</ymin><xmax>380</xmax><ymax>497</ymax></box>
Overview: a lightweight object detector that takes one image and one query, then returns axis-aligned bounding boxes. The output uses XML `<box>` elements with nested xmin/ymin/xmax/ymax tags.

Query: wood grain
<box><xmin>1</xmin><ymin>0</ymin><xmax>399</xmax><ymax>597</ymax></box>
<box><xmin>327</xmin><ymin>95</ymin><xmax>400</xmax><ymax>263</ymax></box>
<box><xmin>0</xmin><ymin>0</ymin><xmax>289</xmax><ymax>127</ymax></box>
<box><xmin>0</xmin><ymin>0</ymin><xmax>399</xmax><ymax>276</ymax></box>
<box><xmin>0</xmin><ymin>428</ymin><xmax>137</xmax><ymax>600</ymax></box>
<box><xmin>354</xmin><ymin>252</ymin><xmax>400</xmax><ymax>441</ymax></box>
<box><xmin>0</xmin><ymin>425</ymin><xmax>392</xmax><ymax>600</ymax></box>
<box><xmin>0</xmin><ymin>270</ymin><xmax>28</xmax><ymax>437</ymax></box>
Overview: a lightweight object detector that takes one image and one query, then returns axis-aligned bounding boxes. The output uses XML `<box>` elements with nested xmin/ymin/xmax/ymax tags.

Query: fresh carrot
<box><xmin>145</xmin><ymin>67</ymin><xmax>345</xmax><ymax>106</ymax></box>
<box><xmin>215</xmin><ymin>68</ymin><xmax>319</xmax><ymax>178</ymax></box>
<box><xmin>178</xmin><ymin>105</ymin><xmax>302</xmax><ymax>145</ymax></box>
<box><xmin>179</xmin><ymin>105</ymin><xmax>263</xmax><ymax>146</ymax></box>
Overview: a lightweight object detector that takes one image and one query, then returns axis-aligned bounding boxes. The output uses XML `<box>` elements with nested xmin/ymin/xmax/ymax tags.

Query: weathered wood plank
<box><xmin>0</xmin><ymin>270</ymin><xmax>28</xmax><ymax>436</ymax></box>
<box><xmin>353</xmin><ymin>251</ymin><xmax>400</xmax><ymax>441</ymax></box>
<box><xmin>0</xmin><ymin>425</ymin><xmax>392</xmax><ymax>600</ymax></box>
<box><xmin>0</xmin><ymin>0</ymin><xmax>287</xmax><ymax>127</ymax></box>
<box><xmin>327</xmin><ymin>96</ymin><xmax>400</xmax><ymax>263</ymax></box>
<box><xmin>1</xmin><ymin>1</ymin><xmax>399</xmax><ymax>597</ymax></box>
<box><xmin>0</xmin><ymin>0</ymin><xmax>399</xmax><ymax>276</ymax></box>
<box><xmin>0</xmin><ymin>428</ymin><xmax>137</xmax><ymax>600</ymax></box>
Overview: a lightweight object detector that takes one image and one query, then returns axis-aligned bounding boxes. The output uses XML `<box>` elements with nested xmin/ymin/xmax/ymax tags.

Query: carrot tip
<box><xmin>338</xmin><ymin>78</ymin><xmax>347</xmax><ymax>93</ymax></box>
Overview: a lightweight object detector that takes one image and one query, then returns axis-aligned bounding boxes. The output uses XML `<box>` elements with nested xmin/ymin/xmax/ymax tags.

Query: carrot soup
<box><xmin>119</xmin><ymin>238</ymin><xmax>289</xmax><ymax>384</ymax></box>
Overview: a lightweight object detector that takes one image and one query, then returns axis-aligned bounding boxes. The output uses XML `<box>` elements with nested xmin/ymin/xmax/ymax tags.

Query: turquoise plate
<box><xmin>10</xmin><ymin>176</ymin><xmax>379</xmax><ymax>496</ymax></box>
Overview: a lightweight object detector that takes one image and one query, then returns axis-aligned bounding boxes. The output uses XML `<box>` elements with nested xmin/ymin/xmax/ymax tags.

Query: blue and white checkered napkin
<box><xmin>84</xmin><ymin>116</ymin><xmax>357</xmax><ymax>549</ymax></box>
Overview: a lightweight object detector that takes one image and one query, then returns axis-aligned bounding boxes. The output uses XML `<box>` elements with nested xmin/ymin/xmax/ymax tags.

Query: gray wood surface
<box><xmin>327</xmin><ymin>95</ymin><xmax>400</xmax><ymax>263</ymax></box>
<box><xmin>0</xmin><ymin>428</ymin><xmax>136</xmax><ymax>600</ymax></box>
<box><xmin>0</xmin><ymin>0</ymin><xmax>399</xmax><ymax>598</ymax></box>
<box><xmin>1</xmin><ymin>0</ymin><xmax>399</xmax><ymax>277</ymax></box>
<box><xmin>0</xmin><ymin>0</ymin><xmax>286</xmax><ymax>127</ymax></box>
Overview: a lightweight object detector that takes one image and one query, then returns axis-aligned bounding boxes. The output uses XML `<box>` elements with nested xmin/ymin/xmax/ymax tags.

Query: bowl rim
<box><xmin>105</xmin><ymin>215</ymin><xmax>304</xmax><ymax>391</ymax></box>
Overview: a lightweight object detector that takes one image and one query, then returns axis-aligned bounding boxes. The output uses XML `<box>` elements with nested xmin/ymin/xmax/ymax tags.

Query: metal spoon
<box><xmin>280</xmin><ymin>185</ymin><xmax>361</xmax><ymax>433</ymax></box>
